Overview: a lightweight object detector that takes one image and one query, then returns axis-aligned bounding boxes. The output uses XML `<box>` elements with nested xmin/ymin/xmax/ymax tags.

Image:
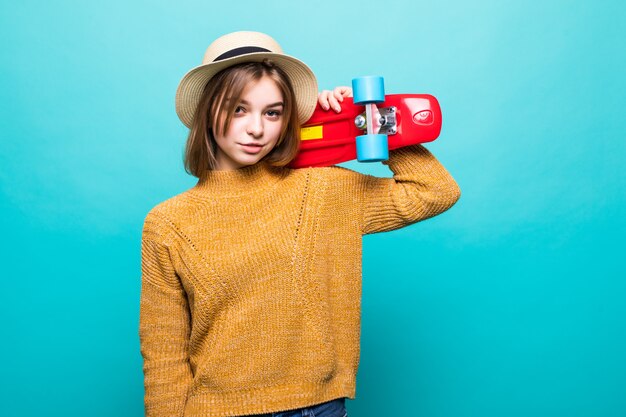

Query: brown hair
<box><xmin>184</xmin><ymin>60</ymin><xmax>301</xmax><ymax>177</ymax></box>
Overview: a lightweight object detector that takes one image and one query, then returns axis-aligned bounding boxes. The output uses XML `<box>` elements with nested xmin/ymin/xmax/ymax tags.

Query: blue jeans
<box><xmin>243</xmin><ymin>398</ymin><xmax>347</xmax><ymax>417</ymax></box>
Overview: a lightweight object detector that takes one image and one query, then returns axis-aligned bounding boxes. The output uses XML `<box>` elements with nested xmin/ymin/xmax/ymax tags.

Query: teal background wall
<box><xmin>1</xmin><ymin>0</ymin><xmax>624</xmax><ymax>416</ymax></box>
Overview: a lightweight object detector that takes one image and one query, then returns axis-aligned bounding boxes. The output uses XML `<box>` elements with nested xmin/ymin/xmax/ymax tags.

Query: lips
<box><xmin>238</xmin><ymin>143</ymin><xmax>264</xmax><ymax>154</ymax></box>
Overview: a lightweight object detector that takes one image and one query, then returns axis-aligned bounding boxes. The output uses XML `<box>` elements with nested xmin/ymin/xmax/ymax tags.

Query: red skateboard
<box><xmin>290</xmin><ymin>77</ymin><xmax>442</xmax><ymax>168</ymax></box>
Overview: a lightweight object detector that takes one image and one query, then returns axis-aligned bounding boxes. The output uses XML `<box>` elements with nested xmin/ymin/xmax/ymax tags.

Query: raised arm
<box><xmin>139</xmin><ymin>214</ymin><xmax>193</xmax><ymax>416</ymax></box>
<box><xmin>360</xmin><ymin>144</ymin><xmax>461</xmax><ymax>234</ymax></box>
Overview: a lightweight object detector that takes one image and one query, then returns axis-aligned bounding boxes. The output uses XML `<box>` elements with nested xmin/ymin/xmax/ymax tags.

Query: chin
<box><xmin>241</xmin><ymin>152</ymin><xmax>269</xmax><ymax>165</ymax></box>
<box><xmin>236</xmin><ymin>156</ymin><xmax>263</xmax><ymax>167</ymax></box>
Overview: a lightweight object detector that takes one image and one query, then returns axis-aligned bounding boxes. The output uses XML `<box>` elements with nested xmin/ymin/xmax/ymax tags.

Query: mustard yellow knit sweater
<box><xmin>139</xmin><ymin>144</ymin><xmax>460</xmax><ymax>417</ymax></box>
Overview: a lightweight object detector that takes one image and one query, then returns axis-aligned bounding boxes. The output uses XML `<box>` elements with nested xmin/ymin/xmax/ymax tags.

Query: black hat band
<box><xmin>214</xmin><ymin>46</ymin><xmax>272</xmax><ymax>62</ymax></box>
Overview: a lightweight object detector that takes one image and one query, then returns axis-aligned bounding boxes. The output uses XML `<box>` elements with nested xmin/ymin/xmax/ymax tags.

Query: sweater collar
<box><xmin>192</xmin><ymin>162</ymin><xmax>287</xmax><ymax>197</ymax></box>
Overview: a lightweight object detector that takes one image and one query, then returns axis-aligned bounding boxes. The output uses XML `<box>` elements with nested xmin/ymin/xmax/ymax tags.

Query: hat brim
<box><xmin>175</xmin><ymin>52</ymin><xmax>318</xmax><ymax>128</ymax></box>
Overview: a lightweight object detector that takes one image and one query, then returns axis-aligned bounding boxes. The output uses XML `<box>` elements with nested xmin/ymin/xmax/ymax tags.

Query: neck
<box><xmin>193</xmin><ymin>162</ymin><xmax>287</xmax><ymax>197</ymax></box>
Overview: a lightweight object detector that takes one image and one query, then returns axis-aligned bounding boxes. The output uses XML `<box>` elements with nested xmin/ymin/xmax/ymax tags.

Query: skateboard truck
<box><xmin>354</xmin><ymin>106</ymin><xmax>397</xmax><ymax>135</ymax></box>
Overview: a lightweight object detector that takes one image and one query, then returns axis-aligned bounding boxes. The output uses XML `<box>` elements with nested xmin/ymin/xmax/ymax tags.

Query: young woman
<box><xmin>140</xmin><ymin>31</ymin><xmax>461</xmax><ymax>417</ymax></box>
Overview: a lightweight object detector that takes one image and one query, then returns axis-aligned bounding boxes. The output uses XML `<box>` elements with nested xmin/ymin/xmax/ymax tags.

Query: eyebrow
<box><xmin>239</xmin><ymin>99</ymin><xmax>284</xmax><ymax>108</ymax></box>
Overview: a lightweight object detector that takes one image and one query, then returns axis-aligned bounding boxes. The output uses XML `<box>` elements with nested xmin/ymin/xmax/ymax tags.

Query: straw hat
<box><xmin>175</xmin><ymin>31</ymin><xmax>318</xmax><ymax>128</ymax></box>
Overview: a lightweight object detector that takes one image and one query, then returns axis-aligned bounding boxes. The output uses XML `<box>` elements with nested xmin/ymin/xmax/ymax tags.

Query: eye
<box><xmin>266</xmin><ymin>109</ymin><xmax>282</xmax><ymax>119</ymax></box>
<box><xmin>234</xmin><ymin>105</ymin><xmax>246</xmax><ymax>115</ymax></box>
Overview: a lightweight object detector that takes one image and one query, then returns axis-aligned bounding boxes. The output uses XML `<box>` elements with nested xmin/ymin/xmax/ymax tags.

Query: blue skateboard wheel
<box><xmin>352</xmin><ymin>76</ymin><xmax>385</xmax><ymax>104</ymax></box>
<box><xmin>356</xmin><ymin>134</ymin><xmax>389</xmax><ymax>162</ymax></box>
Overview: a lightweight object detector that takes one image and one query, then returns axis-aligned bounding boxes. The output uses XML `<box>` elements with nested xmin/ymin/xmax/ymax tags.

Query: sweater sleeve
<box><xmin>139</xmin><ymin>213</ymin><xmax>193</xmax><ymax>417</ymax></box>
<box><xmin>360</xmin><ymin>144</ymin><xmax>461</xmax><ymax>235</ymax></box>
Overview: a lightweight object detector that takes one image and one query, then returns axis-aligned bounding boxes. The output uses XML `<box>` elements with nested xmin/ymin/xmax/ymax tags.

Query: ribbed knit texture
<box><xmin>139</xmin><ymin>144</ymin><xmax>461</xmax><ymax>417</ymax></box>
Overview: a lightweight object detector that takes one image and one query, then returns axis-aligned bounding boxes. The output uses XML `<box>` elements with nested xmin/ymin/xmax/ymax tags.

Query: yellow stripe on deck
<box><xmin>300</xmin><ymin>125</ymin><xmax>323</xmax><ymax>141</ymax></box>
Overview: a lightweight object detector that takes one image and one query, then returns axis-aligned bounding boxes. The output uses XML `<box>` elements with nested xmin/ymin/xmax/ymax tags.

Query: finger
<box><xmin>333</xmin><ymin>87</ymin><xmax>344</xmax><ymax>102</ymax></box>
<box><xmin>334</xmin><ymin>86</ymin><xmax>353</xmax><ymax>101</ymax></box>
<box><xmin>328</xmin><ymin>93</ymin><xmax>341</xmax><ymax>112</ymax></box>
<box><xmin>317</xmin><ymin>90</ymin><xmax>331</xmax><ymax>110</ymax></box>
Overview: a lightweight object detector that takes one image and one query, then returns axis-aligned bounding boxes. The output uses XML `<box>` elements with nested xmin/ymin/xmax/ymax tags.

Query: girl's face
<box><xmin>213</xmin><ymin>76</ymin><xmax>285</xmax><ymax>171</ymax></box>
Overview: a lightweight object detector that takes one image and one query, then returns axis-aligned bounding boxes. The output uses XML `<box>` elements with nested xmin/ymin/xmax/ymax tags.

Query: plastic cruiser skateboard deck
<box><xmin>290</xmin><ymin>76</ymin><xmax>442</xmax><ymax>168</ymax></box>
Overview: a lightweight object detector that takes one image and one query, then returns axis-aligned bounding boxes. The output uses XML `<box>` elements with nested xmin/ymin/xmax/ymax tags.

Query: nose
<box><xmin>246</xmin><ymin>114</ymin><xmax>264</xmax><ymax>138</ymax></box>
